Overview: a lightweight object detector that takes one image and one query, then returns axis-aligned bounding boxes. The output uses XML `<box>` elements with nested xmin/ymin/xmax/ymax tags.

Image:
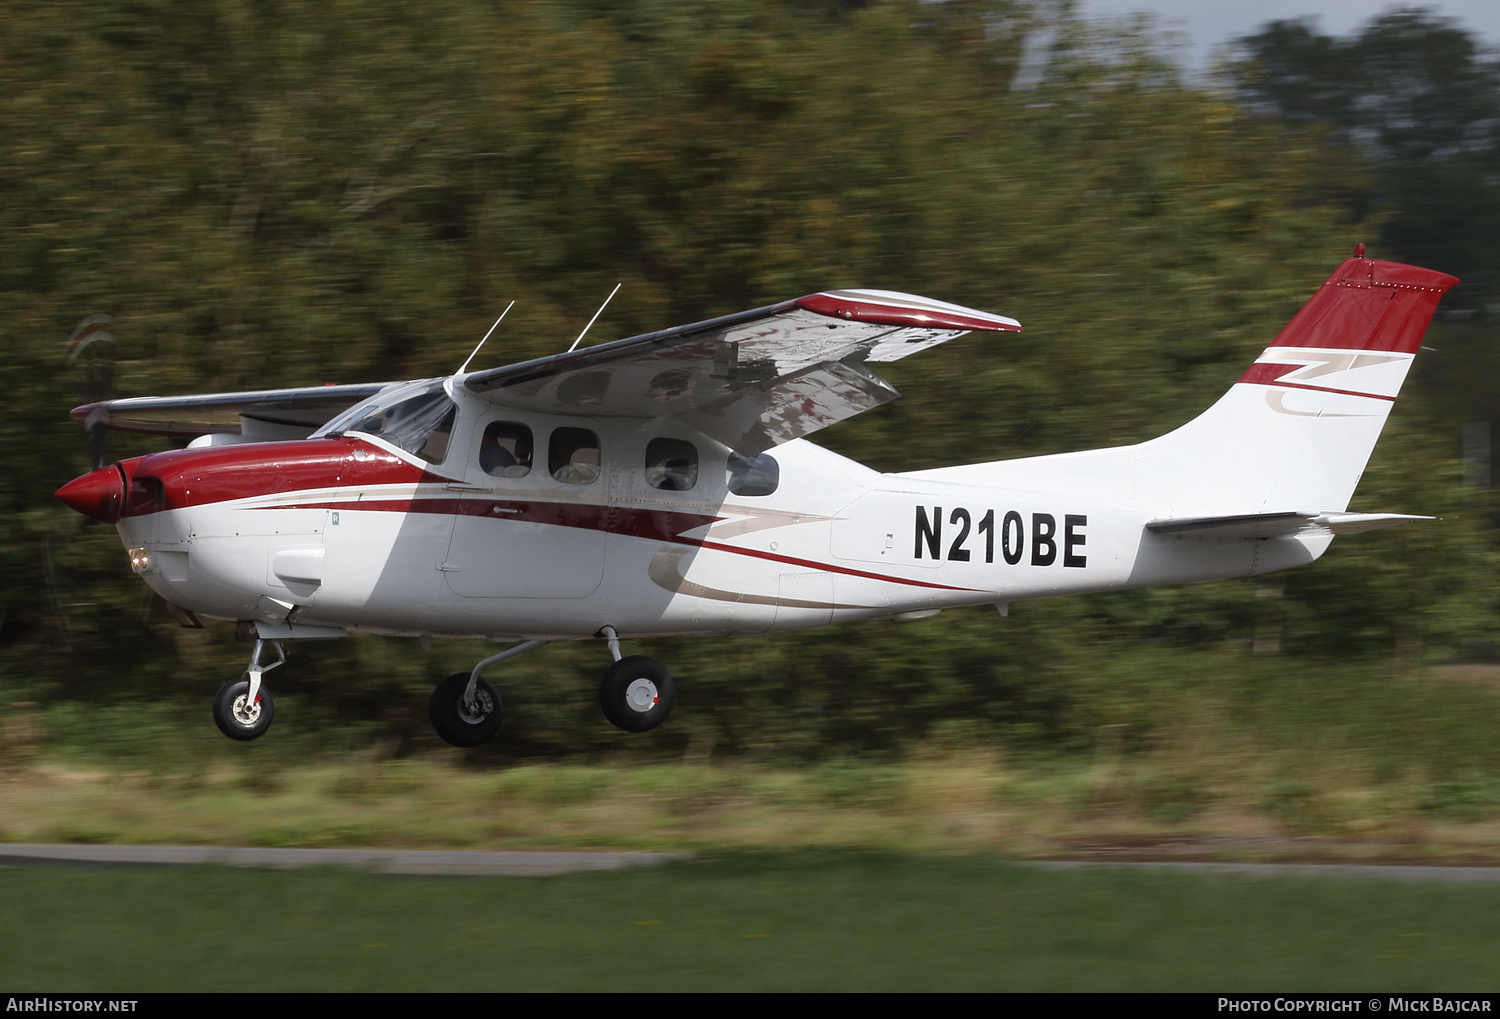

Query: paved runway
<box><xmin>4</xmin><ymin>844</ymin><xmax>1500</xmax><ymax>882</ymax></box>
<box><xmin>0</xmin><ymin>843</ymin><xmax>693</xmax><ymax>876</ymax></box>
<box><xmin>1031</xmin><ymin>860</ymin><xmax>1500</xmax><ymax>884</ymax></box>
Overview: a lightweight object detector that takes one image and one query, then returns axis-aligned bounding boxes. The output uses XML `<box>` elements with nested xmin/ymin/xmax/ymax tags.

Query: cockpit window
<box><xmin>549</xmin><ymin>427</ymin><xmax>600</xmax><ymax>485</ymax></box>
<box><xmin>727</xmin><ymin>452</ymin><xmax>779</xmax><ymax>496</ymax></box>
<box><xmin>315</xmin><ymin>380</ymin><xmax>457</xmax><ymax>464</ymax></box>
<box><xmin>645</xmin><ymin>438</ymin><xmax>698</xmax><ymax>491</ymax></box>
<box><xmin>480</xmin><ymin>422</ymin><xmax>533</xmax><ymax>478</ymax></box>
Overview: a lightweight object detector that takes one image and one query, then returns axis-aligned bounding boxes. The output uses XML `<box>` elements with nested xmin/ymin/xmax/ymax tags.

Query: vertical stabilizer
<box><xmin>1130</xmin><ymin>254</ymin><xmax>1457</xmax><ymax>515</ymax></box>
<box><xmin>904</xmin><ymin>253</ymin><xmax>1457</xmax><ymax>518</ymax></box>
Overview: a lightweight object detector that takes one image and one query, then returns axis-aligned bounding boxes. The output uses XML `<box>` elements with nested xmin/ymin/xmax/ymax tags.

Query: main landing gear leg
<box><xmin>429</xmin><ymin>639</ymin><xmax>547</xmax><ymax>748</ymax></box>
<box><xmin>596</xmin><ymin>626</ymin><xmax>675</xmax><ymax>733</ymax></box>
<box><xmin>213</xmin><ymin>638</ymin><xmax>285</xmax><ymax>741</ymax></box>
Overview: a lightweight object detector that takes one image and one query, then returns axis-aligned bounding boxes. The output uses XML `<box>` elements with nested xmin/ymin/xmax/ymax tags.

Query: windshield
<box><xmin>314</xmin><ymin>379</ymin><xmax>457</xmax><ymax>463</ymax></box>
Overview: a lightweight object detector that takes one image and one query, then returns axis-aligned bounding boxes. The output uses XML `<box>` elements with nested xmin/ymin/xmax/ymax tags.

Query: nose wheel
<box><xmin>213</xmin><ymin>675</ymin><xmax>275</xmax><ymax>741</ymax></box>
<box><xmin>213</xmin><ymin>638</ymin><xmax>284</xmax><ymax>741</ymax></box>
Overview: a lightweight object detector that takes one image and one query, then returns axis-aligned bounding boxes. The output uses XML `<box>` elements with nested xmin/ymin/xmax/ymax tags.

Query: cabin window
<box><xmin>549</xmin><ymin>427</ymin><xmax>600</xmax><ymax>485</ymax></box>
<box><xmin>411</xmin><ymin>406</ymin><xmax>456</xmax><ymax>463</ymax></box>
<box><xmin>645</xmin><ymin>438</ymin><xmax>698</xmax><ymax>491</ymax></box>
<box><xmin>727</xmin><ymin>452</ymin><xmax>779</xmax><ymax>496</ymax></box>
<box><xmin>479</xmin><ymin>422</ymin><xmax>533</xmax><ymax>478</ymax></box>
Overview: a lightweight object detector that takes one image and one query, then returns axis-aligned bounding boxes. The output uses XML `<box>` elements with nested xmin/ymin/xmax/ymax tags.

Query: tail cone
<box><xmin>56</xmin><ymin>465</ymin><xmax>126</xmax><ymax>523</ymax></box>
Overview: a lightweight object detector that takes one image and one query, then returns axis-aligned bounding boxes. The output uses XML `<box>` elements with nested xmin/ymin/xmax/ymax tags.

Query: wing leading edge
<box><xmin>463</xmin><ymin>289</ymin><xmax>1021</xmax><ymax>454</ymax></box>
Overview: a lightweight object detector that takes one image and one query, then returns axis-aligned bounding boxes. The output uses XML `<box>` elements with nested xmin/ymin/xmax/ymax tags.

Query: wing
<box><xmin>463</xmin><ymin>289</ymin><xmax>1021</xmax><ymax>454</ymax></box>
<box><xmin>71</xmin><ymin>382</ymin><xmax>394</xmax><ymax>440</ymax></box>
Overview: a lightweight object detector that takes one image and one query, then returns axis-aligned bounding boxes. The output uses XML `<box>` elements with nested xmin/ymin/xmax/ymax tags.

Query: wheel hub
<box><xmin>459</xmin><ymin>688</ymin><xmax>494</xmax><ymax>725</ymax></box>
<box><xmin>231</xmin><ymin>693</ymin><xmax>261</xmax><ymax>727</ymax></box>
<box><xmin>624</xmin><ymin>678</ymin><xmax>659</xmax><ymax>713</ymax></box>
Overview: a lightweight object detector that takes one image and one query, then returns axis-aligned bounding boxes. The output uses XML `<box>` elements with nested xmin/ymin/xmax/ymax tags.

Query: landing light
<box><xmin>128</xmin><ymin>547</ymin><xmax>152</xmax><ymax>574</ymax></box>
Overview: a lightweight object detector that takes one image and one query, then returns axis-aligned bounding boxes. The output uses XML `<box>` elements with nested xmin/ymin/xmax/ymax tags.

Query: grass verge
<box><xmin>2</xmin><ymin>755</ymin><xmax>1499</xmax><ymax>862</ymax></box>
<box><xmin>2</xmin><ymin>853</ymin><xmax>1497</xmax><ymax>991</ymax></box>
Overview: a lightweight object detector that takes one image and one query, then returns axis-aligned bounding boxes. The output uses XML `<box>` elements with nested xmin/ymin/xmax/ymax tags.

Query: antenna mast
<box><xmin>457</xmin><ymin>301</ymin><xmax>516</xmax><ymax>374</ymax></box>
<box><xmin>567</xmin><ymin>283</ymin><xmax>622</xmax><ymax>352</ymax></box>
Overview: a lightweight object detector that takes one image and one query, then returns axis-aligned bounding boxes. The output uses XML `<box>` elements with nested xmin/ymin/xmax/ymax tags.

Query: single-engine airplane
<box><xmin>56</xmin><ymin>249</ymin><xmax>1455</xmax><ymax>746</ymax></box>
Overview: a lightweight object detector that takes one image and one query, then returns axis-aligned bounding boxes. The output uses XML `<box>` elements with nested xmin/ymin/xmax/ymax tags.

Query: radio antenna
<box><xmin>567</xmin><ymin>283</ymin><xmax>622</xmax><ymax>352</ymax></box>
<box><xmin>457</xmin><ymin>301</ymin><xmax>515</xmax><ymax>374</ymax></box>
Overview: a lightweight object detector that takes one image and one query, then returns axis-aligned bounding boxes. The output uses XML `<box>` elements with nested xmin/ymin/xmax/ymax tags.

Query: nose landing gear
<box><xmin>213</xmin><ymin>638</ymin><xmax>284</xmax><ymax>741</ymax></box>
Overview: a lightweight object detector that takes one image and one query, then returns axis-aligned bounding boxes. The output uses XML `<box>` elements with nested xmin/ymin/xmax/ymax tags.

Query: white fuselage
<box><xmin>115</xmin><ymin>392</ymin><xmax>1324</xmax><ymax>643</ymax></box>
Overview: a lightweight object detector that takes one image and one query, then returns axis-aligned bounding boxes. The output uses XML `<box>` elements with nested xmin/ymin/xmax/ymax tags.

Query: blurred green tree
<box><xmin>0</xmin><ymin>0</ymin><xmax>1489</xmax><ymax>760</ymax></box>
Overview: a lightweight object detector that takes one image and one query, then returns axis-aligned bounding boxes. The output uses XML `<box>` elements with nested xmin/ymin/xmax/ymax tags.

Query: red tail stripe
<box><xmin>1236</xmin><ymin>362</ymin><xmax>1396</xmax><ymax>401</ymax></box>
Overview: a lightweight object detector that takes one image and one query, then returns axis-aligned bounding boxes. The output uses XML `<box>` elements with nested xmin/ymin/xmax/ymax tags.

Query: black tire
<box><xmin>429</xmin><ymin>672</ymin><xmax>503</xmax><ymax>748</ymax></box>
<box><xmin>213</xmin><ymin>676</ymin><xmax>274</xmax><ymax>742</ymax></box>
<box><xmin>599</xmin><ymin>656</ymin><xmax>674</xmax><ymax>733</ymax></box>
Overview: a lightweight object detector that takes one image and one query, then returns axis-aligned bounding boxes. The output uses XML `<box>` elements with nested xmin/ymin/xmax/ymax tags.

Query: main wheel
<box><xmin>429</xmin><ymin>672</ymin><xmax>503</xmax><ymax>748</ymax></box>
<box><xmin>599</xmin><ymin>656</ymin><xmax>674</xmax><ymax>733</ymax></box>
<box><xmin>213</xmin><ymin>676</ymin><xmax>274</xmax><ymax>741</ymax></box>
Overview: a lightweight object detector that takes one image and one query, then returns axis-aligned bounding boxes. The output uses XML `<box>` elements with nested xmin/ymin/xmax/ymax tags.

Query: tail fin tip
<box><xmin>1268</xmin><ymin>255</ymin><xmax>1458</xmax><ymax>355</ymax></box>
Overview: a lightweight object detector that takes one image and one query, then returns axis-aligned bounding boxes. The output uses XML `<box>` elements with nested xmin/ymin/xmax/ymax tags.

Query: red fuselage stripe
<box><xmin>287</xmin><ymin>496</ymin><xmax>978</xmax><ymax>593</ymax></box>
<box><xmin>692</xmin><ymin>539</ymin><xmax>974</xmax><ymax>591</ymax></box>
<box><xmin>122</xmin><ymin>437</ymin><xmax>984</xmax><ymax>594</ymax></box>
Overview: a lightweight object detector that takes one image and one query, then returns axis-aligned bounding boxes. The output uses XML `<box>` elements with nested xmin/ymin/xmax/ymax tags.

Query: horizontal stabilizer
<box><xmin>1314</xmin><ymin>512</ymin><xmax>1436</xmax><ymax>535</ymax></box>
<box><xmin>1146</xmin><ymin>511</ymin><xmax>1433</xmax><ymax>540</ymax></box>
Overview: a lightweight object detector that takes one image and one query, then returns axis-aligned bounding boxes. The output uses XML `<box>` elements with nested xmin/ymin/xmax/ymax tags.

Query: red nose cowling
<box><xmin>56</xmin><ymin>465</ymin><xmax>126</xmax><ymax>523</ymax></box>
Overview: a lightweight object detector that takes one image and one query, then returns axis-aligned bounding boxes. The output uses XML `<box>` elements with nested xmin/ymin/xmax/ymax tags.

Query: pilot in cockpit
<box><xmin>479</xmin><ymin>422</ymin><xmax>533</xmax><ymax>478</ymax></box>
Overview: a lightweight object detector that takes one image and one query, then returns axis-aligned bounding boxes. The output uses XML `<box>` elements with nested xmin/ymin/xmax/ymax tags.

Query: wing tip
<box><xmin>796</xmin><ymin>292</ymin><xmax>1021</xmax><ymax>333</ymax></box>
